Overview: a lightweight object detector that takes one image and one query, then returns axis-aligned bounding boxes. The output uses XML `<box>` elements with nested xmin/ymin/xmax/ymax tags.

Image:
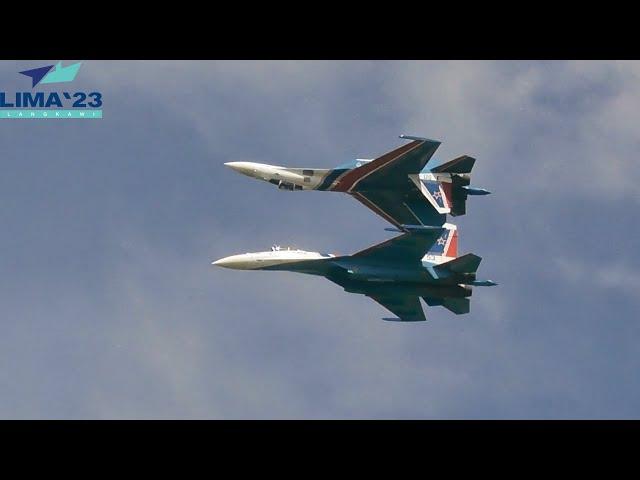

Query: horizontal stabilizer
<box><xmin>431</xmin><ymin>155</ymin><xmax>476</xmax><ymax>174</ymax></box>
<box><xmin>367</xmin><ymin>293</ymin><xmax>427</xmax><ymax>322</ymax></box>
<box><xmin>422</xmin><ymin>296</ymin><xmax>443</xmax><ymax>307</ymax></box>
<box><xmin>423</xmin><ymin>296</ymin><xmax>471</xmax><ymax>314</ymax></box>
<box><xmin>442</xmin><ymin>298</ymin><xmax>470</xmax><ymax>315</ymax></box>
<box><xmin>435</xmin><ymin>253</ymin><xmax>482</xmax><ymax>274</ymax></box>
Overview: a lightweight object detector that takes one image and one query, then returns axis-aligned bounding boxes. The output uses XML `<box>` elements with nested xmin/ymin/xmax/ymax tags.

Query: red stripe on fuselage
<box><xmin>331</xmin><ymin>140</ymin><xmax>422</xmax><ymax>193</ymax></box>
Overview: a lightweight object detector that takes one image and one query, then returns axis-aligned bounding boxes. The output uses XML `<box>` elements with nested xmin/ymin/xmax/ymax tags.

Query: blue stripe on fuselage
<box><xmin>316</xmin><ymin>168</ymin><xmax>349</xmax><ymax>191</ymax></box>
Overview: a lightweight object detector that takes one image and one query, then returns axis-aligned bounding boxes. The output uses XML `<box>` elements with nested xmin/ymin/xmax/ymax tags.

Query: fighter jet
<box><xmin>225</xmin><ymin>135</ymin><xmax>490</xmax><ymax>230</ymax></box>
<box><xmin>212</xmin><ymin>224</ymin><xmax>496</xmax><ymax>322</ymax></box>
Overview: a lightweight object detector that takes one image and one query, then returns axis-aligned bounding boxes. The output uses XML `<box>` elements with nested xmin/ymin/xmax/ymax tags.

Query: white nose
<box><xmin>224</xmin><ymin>162</ymin><xmax>257</xmax><ymax>176</ymax></box>
<box><xmin>211</xmin><ymin>255</ymin><xmax>250</xmax><ymax>270</ymax></box>
<box><xmin>212</xmin><ymin>256</ymin><xmax>234</xmax><ymax>268</ymax></box>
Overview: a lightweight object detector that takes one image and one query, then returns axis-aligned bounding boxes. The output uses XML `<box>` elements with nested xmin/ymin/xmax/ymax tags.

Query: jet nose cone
<box><xmin>212</xmin><ymin>255</ymin><xmax>247</xmax><ymax>269</ymax></box>
<box><xmin>212</xmin><ymin>257</ymin><xmax>231</xmax><ymax>268</ymax></box>
<box><xmin>224</xmin><ymin>161</ymin><xmax>255</xmax><ymax>176</ymax></box>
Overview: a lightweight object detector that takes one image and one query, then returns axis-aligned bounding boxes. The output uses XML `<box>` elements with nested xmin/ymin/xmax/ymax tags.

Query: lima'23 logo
<box><xmin>0</xmin><ymin>61</ymin><xmax>102</xmax><ymax>109</ymax></box>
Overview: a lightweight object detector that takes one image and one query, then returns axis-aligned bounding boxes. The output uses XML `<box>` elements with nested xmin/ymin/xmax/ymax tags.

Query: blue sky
<box><xmin>0</xmin><ymin>60</ymin><xmax>638</xmax><ymax>418</ymax></box>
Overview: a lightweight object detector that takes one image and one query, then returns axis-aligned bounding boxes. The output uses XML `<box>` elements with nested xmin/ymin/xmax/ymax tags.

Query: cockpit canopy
<box><xmin>271</xmin><ymin>245</ymin><xmax>299</xmax><ymax>252</ymax></box>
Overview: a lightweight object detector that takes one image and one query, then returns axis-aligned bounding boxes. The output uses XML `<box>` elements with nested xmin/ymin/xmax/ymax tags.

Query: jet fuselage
<box><xmin>212</xmin><ymin>246</ymin><xmax>475</xmax><ymax>317</ymax></box>
<box><xmin>213</xmin><ymin>241</ymin><xmax>470</xmax><ymax>288</ymax></box>
<box><xmin>224</xmin><ymin>160</ymin><xmax>455</xmax><ymax>192</ymax></box>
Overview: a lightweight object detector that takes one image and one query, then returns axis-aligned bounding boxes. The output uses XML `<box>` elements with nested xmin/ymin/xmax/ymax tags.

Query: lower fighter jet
<box><xmin>225</xmin><ymin>135</ymin><xmax>490</xmax><ymax>229</ymax></box>
<box><xmin>212</xmin><ymin>224</ymin><xmax>496</xmax><ymax>322</ymax></box>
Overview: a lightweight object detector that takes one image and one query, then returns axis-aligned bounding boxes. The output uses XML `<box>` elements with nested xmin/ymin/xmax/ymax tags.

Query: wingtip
<box><xmin>382</xmin><ymin>317</ymin><xmax>426</xmax><ymax>322</ymax></box>
<box><xmin>470</xmin><ymin>280</ymin><xmax>498</xmax><ymax>287</ymax></box>
<box><xmin>462</xmin><ymin>186</ymin><xmax>492</xmax><ymax>195</ymax></box>
<box><xmin>399</xmin><ymin>134</ymin><xmax>441</xmax><ymax>144</ymax></box>
<box><xmin>398</xmin><ymin>224</ymin><xmax>444</xmax><ymax>235</ymax></box>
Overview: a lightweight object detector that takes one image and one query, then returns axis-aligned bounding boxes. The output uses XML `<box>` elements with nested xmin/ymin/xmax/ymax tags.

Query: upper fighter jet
<box><xmin>225</xmin><ymin>135</ymin><xmax>490</xmax><ymax>229</ymax></box>
<box><xmin>212</xmin><ymin>224</ymin><xmax>496</xmax><ymax>322</ymax></box>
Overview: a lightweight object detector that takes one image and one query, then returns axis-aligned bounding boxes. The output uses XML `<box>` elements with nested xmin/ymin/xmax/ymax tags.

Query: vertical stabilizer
<box><xmin>422</xmin><ymin>223</ymin><xmax>458</xmax><ymax>264</ymax></box>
